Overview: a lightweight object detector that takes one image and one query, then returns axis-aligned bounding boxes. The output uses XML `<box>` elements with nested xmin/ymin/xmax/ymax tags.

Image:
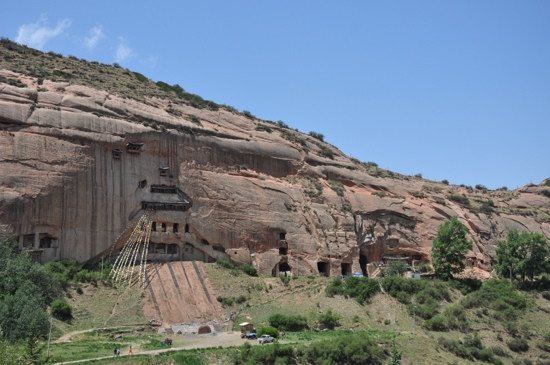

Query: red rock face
<box><xmin>1</xmin><ymin>70</ymin><xmax>549</xmax><ymax>277</ymax></box>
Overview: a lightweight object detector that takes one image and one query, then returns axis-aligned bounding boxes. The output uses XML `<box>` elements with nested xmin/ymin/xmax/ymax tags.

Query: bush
<box><xmin>216</xmin><ymin>260</ymin><xmax>257</xmax><ymax>276</ymax></box>
<box><xmin>480</xmin><ymin>200</ymin><xmax>495</xmax><ymax>214</ymax></box>
<box><xmin>448</xmin><ymin>194</ymin><xmax>470</xmax><ymax>206</ymax></box>
<box><xmin>216</xmin><ymin>296</ymin><xmax>234</xmax><ymax>307</ymax></box>
<box><xmin>268</xmin><ymin>313</ymin><xmax>308</xmax><ymax>331</ymax></box>
<box><xmin>327</xmin><ymin>180</ymin><xmax>345</xmax><ymax>197</ymax></box>
<box><xmin>216</xmin><ymin>259</ymin><xmax>236</xmax><ymax>270</ymax></box>
<box><xmin>318</xmin><ymin>310</ymin><xmax>340</xmax><ymax>330</ymax></box>
<box><xmin>185</xmin><ymin>114</ymin><xmax>201</xmax><ymax>126</ymax></box>
<box><xmin>538</xmin><ymin>342</ymin><xmax>550</xmax><ymax>352</ymax></box>
<box><xmin>242</xmin><ymin>110</ymin><xmax>255</xmax><ymax>119</ymax></box>
<box><xmin>132</xmin><ymin>71</ymin><xmax>148</xmax><ymax>82</ymax></box>
<box><xmin>461</xmin><ymin>280</ymin><xmax>525</xmax><ymax>321</ymax></box>
<box><xmin>442</xmin><ymin>305</ymin><xmax>469</xmax><ymax>331</ymax></box>
<box><xmin>255</xmin><ymin>124</ymin><xmax>272</xmax><ymax>133</ymax></box>
<box><xmin>438</xmin><ymin>335</ymin><xmax>497</xmax><ymax>363</ymax></box>
<box><xmin>507</xmin><ymin>338</ymin><xmax>529</xmax><ymax>353</ymax></box>
<box><xmin>415</xmin><ymin>262</ymin><xmax>432</xmax><ymax>273</ymax></box>
<box><xmin>51</xmin><ymin>298</ymin><xmax>72</xmax><ymax>320</ymax></box>
<box><xmin>233</xmin><ymin>332</ymin><xmax>388</xmax><ymax>364</ymax></box>
<box><xmin>341</xmin><ymin>277</ymin><xmax>380</xmax><ymax>304</ymax></box>
<box><xmin>241</xmin><ymin>264</ymin><xmax>258</xmax><ymax>277</ymax></box>
<box><xmin>318</xmin><ymin>146</ymin><xmax>334</xmax><ymax>159</ymax></box>
<box><xmin>232</xmin><ymin>342</ymin><xmax>295</xmax><ymax>364</ymax></box>
<box><xmin>325</xmin><ymin>278</ymin><xmax>345</xmax><ymax>297</ymax></box>
<box><xmin>257</xmin><ymin>326</ymin><xmax>279</xmax><ymax>338</ymax></box>
<box><xmin>449</xmin><ymin>278</ymin><xmax>482</xmax><ymax>294</ymax></box>
<box><xmin>438</xmin><ymin>337</ymin><xmax>470</xmax><ymax>359</ymax></box>
<box><xmin>490</xmin><ymin>346</ymin><xmax>510</xmax><ymax>357</ymax></box>
<box><xmin>308</xmin><ymin>131</ymin><xmax>324</xmax><ymax>141</ymax></box>
<box><xmin>304</xmin><ymin>333</ymin><xmax>384</xmax><ymax>365</ymax></box>
<box><xmin>424</xmin><ymin>314</ymin><xmax>448</xmax><ymax>331</ymax></box>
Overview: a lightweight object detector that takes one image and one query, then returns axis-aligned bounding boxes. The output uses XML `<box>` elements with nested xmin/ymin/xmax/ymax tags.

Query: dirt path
<box><xmin>53</xmin><ymin>332</ymin><xmax>250</xmax><ymax>364</ymax></box>
<box><xmin>54</xmin><ymin>324</ymin><xmax>148</xmax><ymax>343</ymax></box>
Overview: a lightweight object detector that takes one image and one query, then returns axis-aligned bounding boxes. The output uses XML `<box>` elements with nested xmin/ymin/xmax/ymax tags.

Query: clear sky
<box><xmin>2</xmin><ymin>1</ymin><xmax>549</xmax><ymax>189</ymax></box>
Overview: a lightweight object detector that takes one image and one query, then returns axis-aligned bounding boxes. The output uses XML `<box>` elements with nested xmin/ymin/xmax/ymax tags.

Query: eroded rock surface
<box><xmin>1</xmin><ymin>66</ymin><xmax>549</xmax><ymax>277</ymax></box>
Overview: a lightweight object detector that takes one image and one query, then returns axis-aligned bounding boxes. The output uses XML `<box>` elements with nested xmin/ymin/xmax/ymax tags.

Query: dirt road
<box><xmin>53</xmin><ymin>332</ymin><xmax>251</xmax><ymax>364</ymax></box>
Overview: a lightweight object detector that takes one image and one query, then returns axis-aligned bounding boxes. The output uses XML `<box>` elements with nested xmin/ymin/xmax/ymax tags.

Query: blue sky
<box><xmin>2</xmin><ymin>1</ymin><xmax>549</xmax><ymax>189</ymax></box>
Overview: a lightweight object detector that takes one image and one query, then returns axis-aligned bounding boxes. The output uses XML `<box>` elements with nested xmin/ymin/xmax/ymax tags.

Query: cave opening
<box><xmin>272</xmin><ymin>262</ymin><xmax>292</xmax><ymax>277</ymax></box>
<box><xmin>317</xmin><ymin>262</ymin><xmax>329</xmax><ymax>276</ymax></box>
<box><xmin>359</xmin><ymin>254</ymin><xmax>368</xmax><ymax>277</ymax></box>
<box><xmin>341</xmin><ymin>263</ymin><xmax>351</xmax><ymax>276</ymax></box>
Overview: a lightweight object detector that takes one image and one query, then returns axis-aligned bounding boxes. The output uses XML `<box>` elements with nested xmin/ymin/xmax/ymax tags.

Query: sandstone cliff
<box><xmin>1</xmin><ymin>40</ymin><xmax>549</xmax><ymax>277</ymax></box>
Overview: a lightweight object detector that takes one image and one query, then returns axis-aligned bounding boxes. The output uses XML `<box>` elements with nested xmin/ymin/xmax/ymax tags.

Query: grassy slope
<box><xmin>32</xmin><ymin>263</ymin><xmax>550</xmax><ymax>364</ymax></box>
<box><xmin>205</xmin><ymin>264</ymin><xmax>550</xmax><ymax>365</ymax></box>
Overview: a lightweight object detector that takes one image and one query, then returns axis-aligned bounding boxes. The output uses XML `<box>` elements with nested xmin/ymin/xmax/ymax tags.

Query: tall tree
<box><xmin>431</xmin><ymin>216</ymin><xmax>472</xmax><ymax>280</ymax></box>
<box><xmin>496</xmin><ymin>229</ymin><xmax>549</xmax><ymax>281</ymax></box>
<box><xmin>0</xmin><ymin>235</ymin><xmax>61</xmax><ymax>340</ymax></box>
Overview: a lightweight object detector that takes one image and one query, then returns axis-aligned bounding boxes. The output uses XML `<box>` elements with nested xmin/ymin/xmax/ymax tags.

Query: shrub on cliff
<box><xmin>308</xmin><ymin>131</ymin><xmax>324</xmax><ymax>141</ymax></box>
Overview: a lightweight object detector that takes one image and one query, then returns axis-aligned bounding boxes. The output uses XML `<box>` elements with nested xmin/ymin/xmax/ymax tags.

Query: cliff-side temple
<box><xmin>1</xmin><ymin>52</ymin><xmax>548</xmax><ymax>280</ymax></box>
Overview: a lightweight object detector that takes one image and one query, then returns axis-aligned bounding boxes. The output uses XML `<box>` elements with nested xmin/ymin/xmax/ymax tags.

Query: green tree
<box><xmin>431</xmin><ymin>216</ymin><xmax>472</xmax><ymax>280</ymax></box>
<box><xmin>384</xmin><ymin>260</ymin><xmax>409</xmax><ymax>277</ymax></box>
<box><xmin>496</xmin><ymin>230</ymin><xmax>549</xmax><ymax>281</ymax></box>
<box><xmin>0</xmin><ymin>235</ymin><xmax>61</xmax><ymax>339</ymax></box>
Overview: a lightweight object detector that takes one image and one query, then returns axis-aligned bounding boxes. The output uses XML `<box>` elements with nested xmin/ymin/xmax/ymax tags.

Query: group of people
<box><xmin>113</xmin><ymin>346</ymin><xmax>132</xmax><ymax>357</ymax></box>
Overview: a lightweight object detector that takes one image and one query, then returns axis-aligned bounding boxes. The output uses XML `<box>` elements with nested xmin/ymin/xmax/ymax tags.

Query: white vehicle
<box><xmin>258</xmin><ymin>334</ymin><xmax>274</xmax><ymax>344</ymax></box>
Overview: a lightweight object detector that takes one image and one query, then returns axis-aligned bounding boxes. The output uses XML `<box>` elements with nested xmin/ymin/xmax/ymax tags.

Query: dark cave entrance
<box><xmin>272</xmin><ymin>262</ymin><xmax>291</xmax><ymax>277</ymax></box>
<box><xmin>341</xmin><ymin>263</ymin><xmax>352</xmax><ymax>276</ymax></box>
<box><xmin>317</xmin><ymin>262</ymin><xmax>329</xmax><ymax>276</ymax></box>
<box><xmin>359</xmin><ymin>254</ymin><xmax>368</xmax><ymax>277</ymax></box>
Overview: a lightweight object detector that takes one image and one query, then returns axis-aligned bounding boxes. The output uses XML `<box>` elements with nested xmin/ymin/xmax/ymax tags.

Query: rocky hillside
<box><xmin>1</xmin><ymin>39</ymin><xmax>549</xmax><ymax>276</ymax></box>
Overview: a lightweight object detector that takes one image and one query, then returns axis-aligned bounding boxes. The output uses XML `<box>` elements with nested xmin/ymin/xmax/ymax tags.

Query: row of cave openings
<box><xmin>273</xmin><ymin>260</ymin><xmax>362</xmax><ymax>278</ymax></box>
<box><xmin>271</xmin><ymin>232</ymin><xmax>369</xmax><ymax>278</ymax></box>
<box><xmin>112</xmin><ymin>142</ymin><xmax>171</xmax><ymax>177</ymax></box>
